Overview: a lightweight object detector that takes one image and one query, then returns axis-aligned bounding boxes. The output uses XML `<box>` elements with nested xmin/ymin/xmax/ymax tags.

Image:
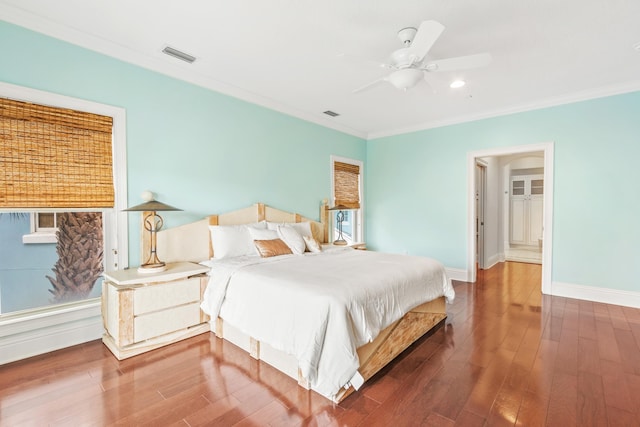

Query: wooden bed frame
<box><xmin>155</xmin><ymin>202</ymin><xmax>447</xmax><ymax>402</ymax></box>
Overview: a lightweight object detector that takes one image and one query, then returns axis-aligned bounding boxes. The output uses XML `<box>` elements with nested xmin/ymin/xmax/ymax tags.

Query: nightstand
<box><xmin>102</xmin><ymin>261</ymin><xmax>210</xmax><ymax>360</ymax></box>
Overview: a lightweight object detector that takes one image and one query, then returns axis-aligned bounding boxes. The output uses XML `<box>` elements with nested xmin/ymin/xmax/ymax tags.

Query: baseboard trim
<box><xmin>445</xmin><ymin>267</ymin><xmax>468</xmax><ymax>282</ymax></box>
<box><xmin>551</xmin><ymin>281</ymin><xmax>640</xmax><ymax>309</ymax></box>
<box><xmin>0</xmin><ymin>300</ymin><xmax>103</xmax><ymax>365</ymax></box>
<box><xmin>484</xmin><ymin>254</ymin><xmax>501</xmax><ymax>270</ymax></box>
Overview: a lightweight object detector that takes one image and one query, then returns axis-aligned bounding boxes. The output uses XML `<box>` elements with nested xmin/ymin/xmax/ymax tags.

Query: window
<box><xmin>22</xmin><ymin>212</ymin><xmax>65</xmax><ymax>244</ymax></box>
<box><xmin>331</xmin><ymin>156</ymin><xmax>363</xmax><ymax>244</ymax></box>
<box><xmin>0</xmin><ymin>82</ymin><xmax>127</xmax><ymax>317</ymax></box>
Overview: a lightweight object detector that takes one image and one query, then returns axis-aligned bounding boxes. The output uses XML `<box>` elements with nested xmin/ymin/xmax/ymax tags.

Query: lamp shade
<box><xmin>123</xmin><ymin>200</ymin><xmax>182</xmax><ymax>212</ymax></box>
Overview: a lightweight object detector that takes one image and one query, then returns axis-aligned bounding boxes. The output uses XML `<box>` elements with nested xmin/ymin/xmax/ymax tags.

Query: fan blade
<box><xmin>352</xmin><ymin>77</ymin><xmax>387</xmax><ymax>94</ymax></box>
<box><xmin>422</xmin><ymin>53</ymin><xmax>492</xmax><ymax>72</ymax></box>
<box><xmin>408</xmin><ymin>20</ymin><xmax>445</xmax><ymax>62</ymax></box>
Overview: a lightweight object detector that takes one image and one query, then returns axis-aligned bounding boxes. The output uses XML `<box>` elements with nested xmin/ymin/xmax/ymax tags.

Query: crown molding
<box><xmin>367</xmin><ymin>81</ymin><xmax>640</xmax><ymax>140</ymax></box>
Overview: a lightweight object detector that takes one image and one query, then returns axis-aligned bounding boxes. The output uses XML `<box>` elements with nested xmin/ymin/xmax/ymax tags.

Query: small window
<box><xmin>22</xmin><ymin>212</ymin><xmax>64</xmax><ymax>244</ymax></box>
<box><xmin>331</xmin><ymin>156</ymin><xmax>363</xmax><ymax>244</ymax></box>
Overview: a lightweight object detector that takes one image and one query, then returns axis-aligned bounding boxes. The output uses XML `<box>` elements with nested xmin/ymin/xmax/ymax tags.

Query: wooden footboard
<box><xmin>336</xmin><ymin>296</ymin><xmax>446</xmax><ymax>402</ymax></box>
<box><xmin>213</xmin><ymin>296</ymin><xmax>447</xmax><ymax>402</ymax></box>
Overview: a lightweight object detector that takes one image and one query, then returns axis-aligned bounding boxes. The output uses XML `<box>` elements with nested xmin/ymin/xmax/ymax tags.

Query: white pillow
<box><xmin>290</xmin><ymin>221</ymin><xmax>313</xmax><ymax>239</ymax></box>
<box><xmin>266</xmin><ymin>221</ymin><xmax>283</xmax><ymax>231</ymax></box>
<box><xmin>249</xmin><ymin>227</ymin><xmax>278</xmax><ymax>241</ymax></box>
<box><xmin>277</xmin><ymin>225</ymin><xmax>306</xmax><ymax>255</ymax></box>
<box><xmin>267</xmin><ymin>221</ymin><xmax>313</xmax><ymax>238</ymax></box>
<box><xmin>209</xmin><ymin>222</ymin><xmax>266</xmax><ymax>259</ymax></box>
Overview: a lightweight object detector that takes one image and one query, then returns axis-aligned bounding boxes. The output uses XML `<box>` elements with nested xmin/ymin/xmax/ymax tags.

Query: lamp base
<box><xmin>137</xmin><ymin>263</ymin><xmax>167</xmax><ymax>274</ymax></box>
<box><xmin>333</xmin><ymin>239</ymin><xmax>348</xmax><ymax>246</ymax></box>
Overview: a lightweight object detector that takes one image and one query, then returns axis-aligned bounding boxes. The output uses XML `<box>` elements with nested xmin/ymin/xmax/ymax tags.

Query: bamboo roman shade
<box><xmin>333</xmin><ymin>161</ymin><xmax>360</xmax><ymax>209</ymax></box>
<box><xmin>0</xmin><ymin>97</ymin><xmax>115</xmax><ymax>208</ymax></box>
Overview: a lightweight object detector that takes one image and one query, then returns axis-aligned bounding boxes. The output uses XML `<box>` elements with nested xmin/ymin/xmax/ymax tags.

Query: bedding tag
<box><xmin>349</xmin><ymin>371</ymin><xmax>365</xmax><ymax>390</ymax></box>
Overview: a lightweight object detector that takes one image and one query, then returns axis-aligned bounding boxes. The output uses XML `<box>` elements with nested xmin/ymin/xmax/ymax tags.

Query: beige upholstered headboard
<box><xmin>152</xmin><ymin>202</ymin><xmax>329</xmax><ymax>264</ymax></box>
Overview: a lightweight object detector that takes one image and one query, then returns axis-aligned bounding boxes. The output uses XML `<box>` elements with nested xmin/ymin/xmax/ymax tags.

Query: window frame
<box><xmin>330</xmin><ymin>155</ymin><xmax>364</xmax><ymax>244</ymax></box>
<box><xmin>0</xmin><ymin>81</ymin><xmax>129</xmax><ymax>364</ymax></box>
<box><xmin>22</xmin><ymin>212</ymin><xmax>63</xmax><ymax>244</ymax></box>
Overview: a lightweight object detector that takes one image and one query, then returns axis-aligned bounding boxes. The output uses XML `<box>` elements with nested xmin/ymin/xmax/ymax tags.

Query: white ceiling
<box><xmin>2</xmin><ymin>0</ymin><xmax>640</xmax><ymax>139</ymax></box>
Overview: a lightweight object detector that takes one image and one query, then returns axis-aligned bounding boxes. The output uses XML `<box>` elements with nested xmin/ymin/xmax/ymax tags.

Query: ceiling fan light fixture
<box><xmin>450</xmin><ymin>79</ymin><xmax>466</xmax><ymax>89</ymax></box>
<box><xmin>388</xmin><ymin>68</ymin><xmax>423</xmax><ymax>90</ymax></box>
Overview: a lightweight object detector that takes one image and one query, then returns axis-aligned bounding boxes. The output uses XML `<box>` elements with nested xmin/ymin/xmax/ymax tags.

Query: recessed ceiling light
<box><xmin>450</xmin><ymin>80</ymin><xmax>466</xmax><ymax>89</ymax></box>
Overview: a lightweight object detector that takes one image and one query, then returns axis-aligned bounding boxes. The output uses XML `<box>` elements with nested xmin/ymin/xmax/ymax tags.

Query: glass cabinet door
<box><xmin>511</xmin><ymin>179</ymin><xmax>525</xmax><ymax>196</ymax></box>
<box><xmin>530</xmin><ymin>179</ymin><xmax>544</xmax><ymax>195</ymax></box>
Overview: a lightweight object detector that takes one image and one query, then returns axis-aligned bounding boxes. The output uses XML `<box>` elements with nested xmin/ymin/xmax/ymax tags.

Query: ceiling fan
<box><xmin>351</xmin><ymin>20</ymin><xmax>492</xmax><ymax>93</ymax></box>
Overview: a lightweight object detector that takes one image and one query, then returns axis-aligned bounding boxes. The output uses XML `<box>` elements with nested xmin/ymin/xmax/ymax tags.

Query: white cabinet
<box><xmin>510</xmin><ymin>175</ymin><xmax>543</xmax><ymax>247</ymax></box>
<box><xmin>102</xmin><ymin>262</ymin><xmax>210</xmax><ymax>360</ymax></box>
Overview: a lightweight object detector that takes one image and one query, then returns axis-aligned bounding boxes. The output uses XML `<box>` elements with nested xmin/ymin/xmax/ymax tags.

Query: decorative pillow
<box><xmin>209</xmin><ymin>222</ymin><xmax>266</xmax><ymax>259</ymax></box>
<box><xmin>277</xmin><ymin>225</ymin><xmax>306</xmax><ymax>255</ymax></box>
<box><xmin>253</xmin><ymin>238</ymin><xmax>293</xmax><ymax>258</ymax></box>
<box><xmin>303</xmin><ymin>235</ymin><xmax>322</xmax><ymax>253</ymax></box>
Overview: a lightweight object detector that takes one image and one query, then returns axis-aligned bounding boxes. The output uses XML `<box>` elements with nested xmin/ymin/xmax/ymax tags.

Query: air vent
<box><xmin>323</xmin><ymin>110</ymin><xmax>340</xmax><ymax>117</ymax></box>
<box><xmin>162</xmin><ymin>46</ymin><xmax>196</xmax><ymax>64</ymax></box>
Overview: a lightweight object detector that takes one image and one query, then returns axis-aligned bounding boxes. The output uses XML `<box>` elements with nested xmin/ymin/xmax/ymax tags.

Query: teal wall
<box><xmin>0</xmin><ymin>21</ymin><xmax>366</xmax><ymax>268</ymax></box>
<box><xmin>367</xmin><ymin>92</ymin><xmax>640</xmax><ymax>292</ymax></box>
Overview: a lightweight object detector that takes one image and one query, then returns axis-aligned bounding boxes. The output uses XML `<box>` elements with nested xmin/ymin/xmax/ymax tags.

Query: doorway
<box><xmin>467</xmin><ymin>143</ymin><xmax>554</xmax><ymax>294</ymax></box>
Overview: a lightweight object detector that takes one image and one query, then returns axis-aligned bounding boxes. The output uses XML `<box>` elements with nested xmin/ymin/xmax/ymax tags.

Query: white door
<box><xmin>528</xmin><ymin>177</ymin><xmax>544</xmax><ymax>246</ymax></box>
<box><xmin>509</xmin><ymin>175</ymin><xmax>544</xmax><ymax>247</ymax></box>
<box><xmin>528</xmin><ymin>198</ymin><xmax>544</xmax><ymax>245</ymax></box>
<box><xmin>510</xmin><ymin>198</ymin><xmax>527</xmax><ymax>244</ymax></box>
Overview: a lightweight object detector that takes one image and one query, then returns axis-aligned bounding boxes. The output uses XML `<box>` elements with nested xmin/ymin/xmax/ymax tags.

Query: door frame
<box><xmin>475</xmin><ymin>160</ymin><xmax>487</xmax><ymax>269</ymax></box>
<box><xmin>466</xmin><ymin>142</ymin><xmax>554</xmax><ymax>294</ymax></box>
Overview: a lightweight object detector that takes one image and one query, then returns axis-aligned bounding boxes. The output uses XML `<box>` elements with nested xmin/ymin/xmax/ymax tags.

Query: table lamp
<box><xmin>124</xmin><ymin>191</ymin><xmax>181</xmax><ymax>273</ymax></box>
<box><xmin>328</xmin><ymin>204</ymin><xmax>350</xmax><ymax>246</ymax></box>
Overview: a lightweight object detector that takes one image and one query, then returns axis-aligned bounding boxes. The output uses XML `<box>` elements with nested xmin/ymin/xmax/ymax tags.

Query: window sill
<box><xmin>22</xmin><ymin>232</ymin><xmax>57</xmax><ymax>244</ymax></box>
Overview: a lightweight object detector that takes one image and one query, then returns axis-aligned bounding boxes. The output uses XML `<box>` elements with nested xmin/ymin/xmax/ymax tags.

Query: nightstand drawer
<box><xmin>134</xmin><ymin>277</ymin><xmax>201</xmax><ymax>315</ymax></box>
<box><xmin>134</xmin><ymin>301</ymin><xmax>202</xmax><ymax>342</ymax></box>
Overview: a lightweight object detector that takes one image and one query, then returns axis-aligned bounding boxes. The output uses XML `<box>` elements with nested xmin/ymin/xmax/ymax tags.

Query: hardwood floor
<box><xmin>2</xmin><ymin>261</ymin><xmax>640</xmax><ymax>426</ymax></box>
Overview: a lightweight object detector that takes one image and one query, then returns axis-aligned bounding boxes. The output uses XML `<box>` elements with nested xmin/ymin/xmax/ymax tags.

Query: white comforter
<box><xmin>200</xmin><ymin>248</ymin><xmax>454</xmax><ymax>401</ymax></box>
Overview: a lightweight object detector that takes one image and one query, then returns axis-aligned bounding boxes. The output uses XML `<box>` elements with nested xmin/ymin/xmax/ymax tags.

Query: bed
<box><xmin>155</xmin><ymin>202</ymin><xmax>454</xmax><ymax>402</ymax></box>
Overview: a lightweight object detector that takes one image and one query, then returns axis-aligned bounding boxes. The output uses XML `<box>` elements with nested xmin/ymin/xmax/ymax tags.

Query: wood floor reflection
<box><xmin>2</xmin><ymin>261</ymin><xmax>640</xmax><ymax>426</ymax></box>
